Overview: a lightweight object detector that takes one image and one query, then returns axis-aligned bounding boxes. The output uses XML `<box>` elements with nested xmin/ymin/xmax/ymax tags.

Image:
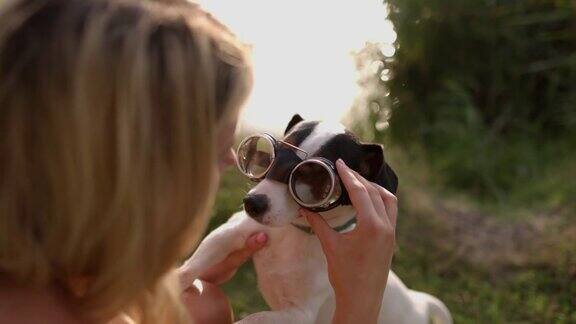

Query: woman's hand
<box><xmin>195</xmin><ymin>232</ymin><xmax>268</xmax><ymax>285</ymax></box>
<box><xmin>182</xmin><ymin>280</ymin><xmax>233</xmax><ymax>324</ymax></box>
<box><xmin>300</xmin><ymin>159</ymin><xmax>397</xmax><ymax>324</ymax></box>
<box><xmin>180</xmin><ymin>233</ymin><xmax>267</xmax><ymax>323</ymax></box>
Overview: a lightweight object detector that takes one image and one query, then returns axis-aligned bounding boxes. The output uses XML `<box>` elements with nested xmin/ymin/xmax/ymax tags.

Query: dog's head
<box><xmin>242</xmin><ymin>114</ymin><xmax>398</xmax><ymax>226</ymax></box>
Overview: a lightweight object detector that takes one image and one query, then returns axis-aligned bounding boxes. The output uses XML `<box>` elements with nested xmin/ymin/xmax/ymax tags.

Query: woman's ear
<box><xmin>360</xmin><ymin>144</ymin><xmax>398</xmax><ymax>194</ymax></box>
<box><xmin>284</xmin><ymin>114</ymin><xmax>304</xmax><ymax>135</ymax></box>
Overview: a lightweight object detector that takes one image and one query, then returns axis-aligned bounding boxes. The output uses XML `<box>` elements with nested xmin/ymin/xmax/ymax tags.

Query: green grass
<box><xmin>393</xmin><ymin>210</ymin><xmax>576</xmax><ymax>324</ymax></box>
<box><xmin>206</xmin><ymin>167</ymin><xmax>576</xmax><ymax>323</ymax></box>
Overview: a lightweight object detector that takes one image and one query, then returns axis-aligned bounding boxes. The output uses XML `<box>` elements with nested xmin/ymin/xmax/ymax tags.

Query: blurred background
<box><xmin>202</xmin><ymin>0</ymin><xmax>576</xmax><ymax>322</ymax></box>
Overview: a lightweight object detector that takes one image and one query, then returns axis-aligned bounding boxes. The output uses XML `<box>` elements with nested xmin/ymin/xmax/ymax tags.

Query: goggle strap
<box><xmin>277</xmin><ymin>140</ymin><xmax>308</xmax><ymax>158</ymax></box>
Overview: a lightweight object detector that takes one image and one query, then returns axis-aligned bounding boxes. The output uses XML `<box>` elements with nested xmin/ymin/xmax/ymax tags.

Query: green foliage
<box><xmin>207</xmin><ymin>4</ymin><xmax>576</xmax><ymax>318</ymax></box>
<box><xmin>394</xmin><ymin>202</ymin><xmax>576</xmax><ymax>324</ymax></box>
<box><xmin>209</xmin><ymin>171</ymin><xmax>576</xmax><ymax>323</ymax></box>
<box><xmin>376</xmin><ymin>0</ymin><xmax>576</xmax><ymax>203</ymax></box>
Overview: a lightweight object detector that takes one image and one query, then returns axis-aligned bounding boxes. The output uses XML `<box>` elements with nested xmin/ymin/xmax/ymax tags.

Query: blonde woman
<box><xmin>0</xmin><ymin>0</ymin><xmax>398</xmax><ymax>323</ymax></box>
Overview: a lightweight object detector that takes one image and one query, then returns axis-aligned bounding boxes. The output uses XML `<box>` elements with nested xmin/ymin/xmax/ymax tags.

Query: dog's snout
<box><xmin>243</xmin><ymin>194</ymin><xmax>269</xmax><ymax>219</ymax></box>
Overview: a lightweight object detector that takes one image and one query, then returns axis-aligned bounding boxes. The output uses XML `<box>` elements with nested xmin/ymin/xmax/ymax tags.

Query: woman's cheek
<box><xmin>218</xmin><ymin>148</ymin><xmax>236</xmax><ymax>172</ymax></box>
<box><xmin>212</xmin><ymin>164</ymin><xmax>222</xmax><ymax>193</ymax></box>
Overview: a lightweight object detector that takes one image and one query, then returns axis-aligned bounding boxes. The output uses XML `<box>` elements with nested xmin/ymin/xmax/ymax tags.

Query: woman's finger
<box><xmin>376</xmin><ymin>186</ymin><xmax>398</xmax><ymax>227</ymax></box>
<box><xmin>301</xmin><ymin>209</ymin><xmax>337</xmax><ymax>252</ymax></box>
<box><xmin>198</xmin><ymin>232</ymin><xmax>267</xmax><ymax>284</ymax></box>
<box><xmin>336</xmin><ymin>159</ymin><xmax>378</xmax><ymax>228</ymax></box>
<box><xmin>222</xmin><ymin>232</ymin><xmax>267</xmax><ymax>267</ymax></box>
<box><xmin>245</xmin><ymin>232</ymin><xmax>269</xmax><ymax>250</ymax></box>
<box><xmin>348</xmin><ymin>169</ymin><xmax>389</xmax><ymax>226</ymax></box>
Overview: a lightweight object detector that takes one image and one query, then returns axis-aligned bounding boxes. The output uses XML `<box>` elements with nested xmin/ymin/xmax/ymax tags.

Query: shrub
<box><xmin>356</xmin><ymin>0</ymin><xmax>576</xmax><ymax>203</ymax></box>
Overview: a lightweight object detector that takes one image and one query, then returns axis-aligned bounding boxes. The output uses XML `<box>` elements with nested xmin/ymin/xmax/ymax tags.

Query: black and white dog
<box><xmin>180</xmin><ymin>115</ymin><xmax>452</xmax><ymax>324</ymax></box>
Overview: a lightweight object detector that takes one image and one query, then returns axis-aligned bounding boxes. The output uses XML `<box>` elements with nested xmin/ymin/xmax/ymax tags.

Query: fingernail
<box><xmin>256</xmin><ymin>232</ymin><xmax>268</xmax><ymax>244</ymax></box>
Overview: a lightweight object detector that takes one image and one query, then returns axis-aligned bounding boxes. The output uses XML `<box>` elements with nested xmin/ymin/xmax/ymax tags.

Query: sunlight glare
<box><xmin>200</xmin><ymin>0</ymin><xmax>395</xmax><ymax>132</ymax></box>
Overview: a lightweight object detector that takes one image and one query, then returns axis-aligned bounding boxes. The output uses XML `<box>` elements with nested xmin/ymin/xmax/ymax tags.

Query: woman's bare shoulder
<box><xmin>0</xmin><ymin>280</ymin><xmax>82</xmax><ymax>324</ymax></box>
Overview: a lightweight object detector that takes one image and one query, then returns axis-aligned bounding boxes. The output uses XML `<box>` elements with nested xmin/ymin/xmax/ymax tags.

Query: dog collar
<box><xmin>291</xmin><ymin>216</ymin><xmax>357</xmax><ymax>235</ymax></box>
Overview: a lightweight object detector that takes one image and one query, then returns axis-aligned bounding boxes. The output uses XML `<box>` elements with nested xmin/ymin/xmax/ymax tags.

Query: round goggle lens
<box><xmin>290</xmin><ymin>162</ymin><xmax>333</xmax><ymax>206</ymax></box>
<box><xmin>237</xmin><ymin>136</ymin><xmax>274</xmax><ymax>179</ymax></box>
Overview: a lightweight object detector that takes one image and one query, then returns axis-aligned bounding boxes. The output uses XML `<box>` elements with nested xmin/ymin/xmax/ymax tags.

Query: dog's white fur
<box><xmin>180</xmin><ymin>122</ymin><xmax>452</xmax><ymax>324</ymax></box>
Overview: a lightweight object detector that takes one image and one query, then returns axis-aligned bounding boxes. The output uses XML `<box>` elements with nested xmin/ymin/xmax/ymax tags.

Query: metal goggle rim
<box><xmin>288</xmin><ymin>158</ymin><xmax>339</xmax><ymax>210</ymax></box>
<box><xmin>236</xmin><ymin>133</ymin><xmax>308</xmax><ymax>181</ymax></box>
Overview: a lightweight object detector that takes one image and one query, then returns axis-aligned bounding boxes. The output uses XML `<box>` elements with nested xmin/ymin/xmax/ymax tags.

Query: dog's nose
<box><xmin>243</xmin><ymin>194</ymin><xmax>269</xmax><ymax>219</ymax></box>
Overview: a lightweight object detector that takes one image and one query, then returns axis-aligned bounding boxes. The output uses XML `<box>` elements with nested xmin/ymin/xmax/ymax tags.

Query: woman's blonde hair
<box><xmin>0</xmin><ymin>0</ymin><xmax>252</xmax><ymax>322</ymax></box>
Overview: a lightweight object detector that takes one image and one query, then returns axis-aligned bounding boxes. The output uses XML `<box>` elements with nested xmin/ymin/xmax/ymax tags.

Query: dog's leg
<box><xmin>178</xmin><ymin>211</ymin><xmax>266</xmax><ymax>289</ymax></box>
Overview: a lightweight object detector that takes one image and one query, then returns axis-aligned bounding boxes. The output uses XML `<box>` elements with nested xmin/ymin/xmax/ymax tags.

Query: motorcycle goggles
<box><xmin>236</xmin><ymin>133</ymin><xmax>347</xmax><ymax>212</ymax></box>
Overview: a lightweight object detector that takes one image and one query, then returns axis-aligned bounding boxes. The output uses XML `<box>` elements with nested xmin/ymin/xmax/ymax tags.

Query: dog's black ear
<box><xmin>284</xmin><ymin>114</ymin><xmax>304</xmax><ymax>135</ymax></box>
<box><xmin>359</xmin><ymin>144</ymin><xmax>398</xmax><ymax>194</ymax></box>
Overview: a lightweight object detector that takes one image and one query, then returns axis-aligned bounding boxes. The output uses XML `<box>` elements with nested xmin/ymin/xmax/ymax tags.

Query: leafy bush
<box><xmin>359</xmin><ymin>0</ymin><xmax>576</xmax><ymax>204</ymax></box>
